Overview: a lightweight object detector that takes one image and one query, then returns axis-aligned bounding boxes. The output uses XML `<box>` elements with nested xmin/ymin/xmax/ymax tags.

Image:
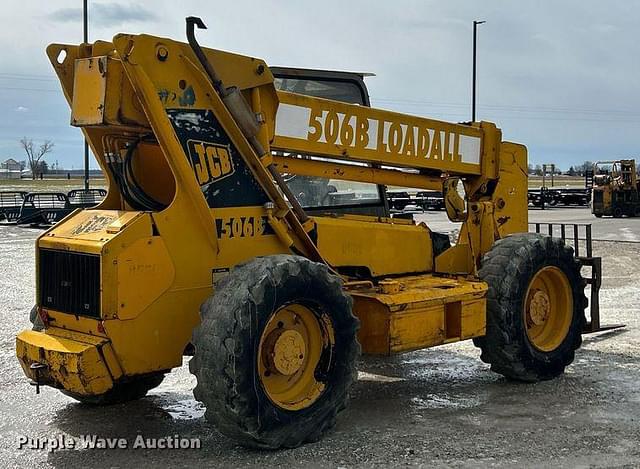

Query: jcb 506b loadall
<box><xmin>17</xmin><ymin>18</ymin><xmax>593</xmax><ymax>448</ymax></box>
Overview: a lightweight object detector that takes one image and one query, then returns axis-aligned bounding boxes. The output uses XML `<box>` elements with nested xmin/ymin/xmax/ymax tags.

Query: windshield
<box><xmin>595</xmin><ymin>163</ymin><xmax>614</xmax><ymax>175</ymax></box>
<box><xmin>274</xmin><ymin>77</ymin><xmax>365</xmax><ymax>105</ymax></box>
<box><xmin>281</xmin><ymin>158</ymin><xmax>381</xmax><ymax>208</ymax></box>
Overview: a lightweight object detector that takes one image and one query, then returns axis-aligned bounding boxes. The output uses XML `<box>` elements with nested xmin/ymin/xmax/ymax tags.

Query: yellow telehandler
<box><xmin>17</xmin><ymin>18</ymin><xmax>597</xmax><ymax>448</ymax></box>
<box><xmin>591</xmin><ymin>159</ymin><xmax>640</xmax><ymax>217</ymax></box>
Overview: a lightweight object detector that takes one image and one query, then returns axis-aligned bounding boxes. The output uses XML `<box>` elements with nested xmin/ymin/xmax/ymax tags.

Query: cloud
<box><xmin>15</xmin><ymin>106</ymin><xmax>28</xmax><ymax>112</ymax></box>
<box><xmin>48</xmin><ymin>3</ymin><xmax>157</xmax><ymax>26</ymax></box>
<box><xmin>4</xmin><ymin>0</ymin><xmax>639</xmax><ymax>170</ymax></box>
<box><xmin>594</xmin><ymin>23</ymin><xmax>617</xmax><ymax>34</ymax></box>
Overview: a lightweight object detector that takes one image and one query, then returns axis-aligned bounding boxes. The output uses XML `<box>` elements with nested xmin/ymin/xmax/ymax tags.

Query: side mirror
<box><xmin>443</xmin><ymin>177</ymin><xmax>467</xmax><ymax>222</ymax></box>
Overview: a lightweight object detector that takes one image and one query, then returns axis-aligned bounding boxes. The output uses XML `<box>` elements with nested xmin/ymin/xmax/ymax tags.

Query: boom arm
<box><xmin>46</xmin><ymin>21</ymin><xmax>527</xmax><ymax>275</ymax></box>
<box><xmin>273</xmin><ymin>91</ymin><xmax>488</xmax><ymax>174</ymax></box>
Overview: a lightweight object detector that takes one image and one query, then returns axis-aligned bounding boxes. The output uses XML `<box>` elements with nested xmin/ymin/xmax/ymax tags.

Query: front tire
<box><xmin>473</xmin><ymin>233</ymin><xmax>587</xmax><ymax>382</ymax></box>
<box><xmin>190</xmin><ymin>255</ymin><xmax>359</xmax><ymax>449</ymax></box>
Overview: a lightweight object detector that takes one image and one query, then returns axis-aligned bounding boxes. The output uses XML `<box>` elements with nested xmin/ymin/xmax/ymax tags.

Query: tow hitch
<box><xmin>29</xmin><ymin>362</ymin><xmax>48</xmax><ymax>394</ymax></box>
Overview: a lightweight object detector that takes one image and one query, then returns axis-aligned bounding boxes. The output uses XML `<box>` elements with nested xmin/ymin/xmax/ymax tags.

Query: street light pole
<box><xmin>83</xmin><ymin>0</ymin><xmax>89</xmax><ymax>190</ymax></box>
<box><xmin>472</xmin><ymin>20</ymin><xmax>485</xmax><ymax>122</ymax></box>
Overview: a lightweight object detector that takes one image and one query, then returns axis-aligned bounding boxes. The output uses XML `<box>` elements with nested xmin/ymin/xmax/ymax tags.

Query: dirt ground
<box><xmin>528</xmin><ymin>175</ymin><xmax>587</xmax><ymax>188</ymax></box>
<box><xmin>0</xmin><ymin>209</ymin><xmax>639</xmax><ymax>468</ymax></box>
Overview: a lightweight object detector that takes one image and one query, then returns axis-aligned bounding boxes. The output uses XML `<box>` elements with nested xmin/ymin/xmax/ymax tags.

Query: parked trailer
<box><xmin>528</xmin><ymin>188</ymin><xmax>591</xmax><ymax>208</ymax></box>
<box><xmin>387</xmin><ymin>190</ymin><xmax>444</xmax><ymax>211</ymax></box>
<box><xmin>67</xmin><ymin>188</ymin><xmax>108</xmax><ymax>208</ymax></box>
<box><xmin>551</xmin><ymin>188</ymin><xmax>591</xmax><ymax>206</ymax></box>
<box><xmin>528</xmin><ymin>187</ymin><xmax>557</xmax><ymax>207</ymax></box>
<box><xmin>16</xmin><ymin>192</ymin><xmax>72</xmax><ymax>225</ymax></box>
<box><xmin>0</xmin><ymin>191</ymin><xmax>27</xmax><ymax>222</ymax></box>
<box><xmin>0</xmin><ymin>189</ymin><xmax>107</xmax><ymax>226</ymax></box>
<box><xmin>387</xmin><ymin>191</ymin><xmax>411</xmax><ymax>210</ymax></box>
<box><xmin>416</xmin><ymin>191</ymin><xmax>445</xmax><ymax>210</ymax></box>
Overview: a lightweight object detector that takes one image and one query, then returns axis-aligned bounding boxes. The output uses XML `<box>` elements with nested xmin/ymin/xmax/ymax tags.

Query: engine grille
<box><xmin>39</xmin><ymin>249</ymin><xmax>101</xmax><ymax>318</ymax></box>
<box><xmin>593</xmin><ymin>191</ymin><xmax>603</xmax><ymax>203</ymax></box>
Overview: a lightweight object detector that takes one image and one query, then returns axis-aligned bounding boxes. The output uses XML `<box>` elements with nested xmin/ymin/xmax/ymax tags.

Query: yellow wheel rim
<box><xmin>524</xmin><ymin>266</ymin><xmax>573</xmax><ymax>352</ymax></box>
<box><xmin>258</xmin><ymin>303</ymin><xmax>335</xmax><ymax>411</ymax></box>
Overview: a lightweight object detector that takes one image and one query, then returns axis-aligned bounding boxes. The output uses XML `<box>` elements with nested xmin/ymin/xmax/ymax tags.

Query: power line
<box><xmin>0</xmin><ymin>81</ymin><xmax>639</xmax><ymax>123</ymax></box>
<box><xmin>0</xmin><ymin>86</ymin><xmax>59</xmax><ymax>93</ymax></box>
<box><xmin>372</xmin><ymin>104</ymin><xmax>640</xmax><ymax>123</ymax></box>
<box><xmin>0</xmin><ymin>73</ymin><xmax>57</xmax><ymax>81</ymax></box>
<box><xmin>373</xmin><ymin>97</ymin><xmax>640</xmax><ymax>117</ymax></box>
<box><xmin>1</xmin><ymin>71</ymin><xmax>639</xmax><ymax>116</ymax></box>
<box><xmin>0</xmin><ymin>76</ymin><xmax>57</xmax><ymax>83</ymax></box>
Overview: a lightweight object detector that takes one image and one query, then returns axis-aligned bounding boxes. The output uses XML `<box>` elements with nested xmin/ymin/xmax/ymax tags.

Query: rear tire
<box><xmin>62</xmin><ymin>373</ymin><xmax>165</xmax><ymax>405</ymax></box>
<box><xmin>190</xmin><ymin>255</ymin><xmax>359</xmax><ymax>449</ymax></box>
<box><xmin>613</xmin><ymin>207</ymin><xmax>623</xmax><ymax>218</ymax></box>
<box><xmin>473</xmin><ymin>233</ymin><xmax>587</xmax><ymax>382</ymax></box>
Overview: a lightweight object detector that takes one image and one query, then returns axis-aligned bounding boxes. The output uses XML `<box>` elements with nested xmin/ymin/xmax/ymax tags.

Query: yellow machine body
<box><xmin>17</xmin><ymin>32</ymin><xmax>528</xmax><ymax>396</ymax></box>
<box><xmin>591</xmin><ymin>159</ymin><xmax>640</xmax><ymax>217</ymax></box>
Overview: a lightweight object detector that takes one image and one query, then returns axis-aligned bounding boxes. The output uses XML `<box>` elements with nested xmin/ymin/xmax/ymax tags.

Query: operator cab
<box><xmin>271</xmin><ymin>67</ymin><xmax>389</xmax><ymax>217</ymax></box>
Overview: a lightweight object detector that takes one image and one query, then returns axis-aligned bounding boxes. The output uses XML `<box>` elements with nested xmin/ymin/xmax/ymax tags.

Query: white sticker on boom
<box><xmin>275</xmin><ymin>102</ymin><xmax>482</xmax><ymax>167</ymax></box>
<box><xmin>458</xmin><ymin>135</ymin><xmax>481</xmax><ymax>164</ymax></box>
<box><xmin>275</xmin><ymin>103</ymin><xmax>311</xmax><ymax>139</ymax></box>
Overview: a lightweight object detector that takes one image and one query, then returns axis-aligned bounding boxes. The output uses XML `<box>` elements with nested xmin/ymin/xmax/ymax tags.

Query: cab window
<box><xmin>273</xmin><ymin>74</ymin><xmax>384</xmax><ymax>214</ymax></box>
<box><xmin>274</xmin><ymin>77</ymin><xmax>365</xmax><ymax>105</ymax></box>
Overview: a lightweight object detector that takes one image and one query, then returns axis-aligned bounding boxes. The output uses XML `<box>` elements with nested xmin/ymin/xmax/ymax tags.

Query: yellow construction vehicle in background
<box><xmin>16</xmin><ymin>18</ymin><xmax>593</xmax><ymax>449</ymax></box>
<box><xmin>592</xmin><ymin>159</ymin><xmax>640</xmax><ymax>217</ymax></box>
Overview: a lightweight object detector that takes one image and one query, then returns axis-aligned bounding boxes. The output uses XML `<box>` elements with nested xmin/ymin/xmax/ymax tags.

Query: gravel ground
<box><xmin>417</xmin><ymin>206</ymin><xmax>640</xmax><ymax>243</ymax></box>
<box><xmin>0</xmin><ymin>209</ymin><xmax>638</xmax><ymax>468</ymax></box>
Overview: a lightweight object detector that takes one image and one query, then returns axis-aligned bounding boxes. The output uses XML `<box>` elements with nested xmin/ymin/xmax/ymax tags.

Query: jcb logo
<box><xmin>187</xmin><ymin>140</ymin><xmax>235</xmax><ymax>185</ymax></box>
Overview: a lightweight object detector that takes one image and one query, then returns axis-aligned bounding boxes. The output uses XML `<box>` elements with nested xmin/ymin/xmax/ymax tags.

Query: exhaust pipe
<box><xmin>185</xmin><ymin>16</ymin><xmax>309</xmax><ymax>223</ymax></box>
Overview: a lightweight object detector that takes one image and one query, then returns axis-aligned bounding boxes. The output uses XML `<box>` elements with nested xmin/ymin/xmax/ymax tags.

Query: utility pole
<box><xmin>83</xmin><ymin>0</ymin><xmax>89</xmax><ymax>190</ymax></box>
<box><xmin>472</xmin><ymin>20</ymin><xmax>485</xmax><ymax>122</ymax></box>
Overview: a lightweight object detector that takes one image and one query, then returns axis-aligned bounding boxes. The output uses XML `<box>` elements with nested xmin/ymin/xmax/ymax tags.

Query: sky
<box><xmin>1</xmin><ymin>1</ymin><xmax>639</xmax><ymax>170</ymax></box>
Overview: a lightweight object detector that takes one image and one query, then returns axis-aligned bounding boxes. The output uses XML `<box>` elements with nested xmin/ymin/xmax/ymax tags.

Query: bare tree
<box><xmin>580</xmin><ymin>160</ymin><xmax>594</xmax><ymax>176</ymax></box>
<box><xmin>20</xmin><ymin>137</ymin><xmax>54</xmax><ymax>180</ymax></box>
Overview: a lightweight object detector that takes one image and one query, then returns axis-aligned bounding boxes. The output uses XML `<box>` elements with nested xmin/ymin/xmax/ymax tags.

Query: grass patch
<box><xmin>0</xmin><ymin>178</ymin><xmax>107</xmax><ymax>192</ymax></box>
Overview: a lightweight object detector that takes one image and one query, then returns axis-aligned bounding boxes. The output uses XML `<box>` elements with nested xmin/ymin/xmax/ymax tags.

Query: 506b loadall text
<box><xmin>17</xmin><ymin>18</ymin><xmax>598</xmax><ymax>448</ymax></box>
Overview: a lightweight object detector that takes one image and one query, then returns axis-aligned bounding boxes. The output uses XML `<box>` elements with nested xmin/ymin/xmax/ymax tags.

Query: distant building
<box><xmin>1</xmin><ymin>158</ymin><xmax>21</xmax><ymax>171</ymax></box>
<box><xmin>0</xmin><ymin>158</ymin><xmax>22</xmax><ymax>179</ymax></box>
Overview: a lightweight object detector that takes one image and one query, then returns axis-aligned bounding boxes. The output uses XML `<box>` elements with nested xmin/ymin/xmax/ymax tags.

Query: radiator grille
<box><xmin>593</xmin><ymin>191</ymin><xmax>603</xmax><ymax>203</ymax></box>
<box><xmin>39</xmin><ymin>249</ymin><xmax>101</xmax><ymax>318</ymax></box>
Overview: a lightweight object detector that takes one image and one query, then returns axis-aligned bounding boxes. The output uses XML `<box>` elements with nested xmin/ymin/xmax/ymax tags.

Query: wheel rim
<box><xmin>258</xmin><ymin>303</ymin><xmax>335</xmax><ymax>411</ymax></box>
<box><xmin>524</xmin><ymin>266</ymin><xmax>573</xmax><ymax>352</ymax></box>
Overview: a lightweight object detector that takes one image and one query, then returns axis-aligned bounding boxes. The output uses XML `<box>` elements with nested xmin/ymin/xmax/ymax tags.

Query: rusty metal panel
<box><xmin>389</xmin><ymin>304</ymin><xmax>445</xmax><ymax>353</ymax></box>
<box><xmin>70</xmin><ymin>56</ymin><xmax>148</xmax><ymax>127</ymax></box>
<box><xmin>16</xmin><ymin>329</ymin><xmax>114</xmax><ymax>395</ymax></box>
<box><xmin>351</xmin><ymin>274</ymin><xmax>488</xmax><ymax>355</ymax></box>
<box><xmin>460</xmin><ymin>299</ymin><xmax>486</xmax><ymax>339</ymax></box>
<box><xmin>71</xmin><ymin>56</ymin><xmax>107</xmax><ymax>126</ymax></box>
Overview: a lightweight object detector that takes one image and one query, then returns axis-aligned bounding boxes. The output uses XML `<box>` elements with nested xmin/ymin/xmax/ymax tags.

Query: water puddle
<box><xmin>411</xmin><ymin>393</ymin><xmax>481</xmax><ymax>409</ymax></box>
<box><xmin>158</xmin><ymin>398</ymin><xmax>205</xmax><ymax>420</ymax></box>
